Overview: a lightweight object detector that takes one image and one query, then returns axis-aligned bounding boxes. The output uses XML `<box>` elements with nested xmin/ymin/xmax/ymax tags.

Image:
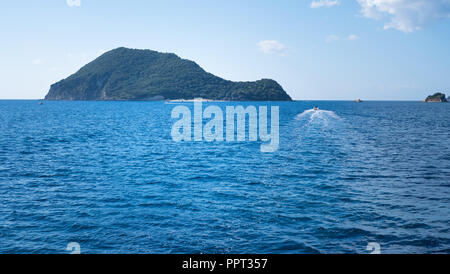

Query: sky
<box><xmin>1</xmin><ymin>0</ymin><xmax>450</xmax><ymax>100</ymax></box>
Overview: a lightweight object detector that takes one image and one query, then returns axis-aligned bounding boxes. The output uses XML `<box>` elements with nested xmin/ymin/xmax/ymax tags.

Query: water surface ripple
<box><xmin>0</xmin><ymin>101</ymin><xmax>449</xmax><ymax>253</ymax></box>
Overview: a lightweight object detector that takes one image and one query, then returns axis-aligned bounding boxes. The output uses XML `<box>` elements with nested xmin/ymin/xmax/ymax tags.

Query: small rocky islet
<box><xmin>424</xmin><ymin>92</ymin><xmax>448</xmax><ymax>103</ymax></box>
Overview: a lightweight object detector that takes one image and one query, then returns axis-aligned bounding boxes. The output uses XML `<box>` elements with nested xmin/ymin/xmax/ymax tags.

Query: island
<box><xmin>424</xmin><ymin>92</ymin><xmax>448</xmax><ymax>103</ymax></box>
<box><xmin>45</xmin><ymin>47</ymin><xmax>292</xmax><ymax>101</ymax></box>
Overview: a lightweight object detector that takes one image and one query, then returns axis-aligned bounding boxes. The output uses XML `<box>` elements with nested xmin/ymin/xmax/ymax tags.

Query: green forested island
<box><xmin>45</xmin><ymin>47</ymin><xmax>292</xmax><ymax>101</ymax></box>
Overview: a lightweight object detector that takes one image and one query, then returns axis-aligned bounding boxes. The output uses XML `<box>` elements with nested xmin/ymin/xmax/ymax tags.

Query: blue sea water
<box><xmin>0</xmin><ymin>100</ymin><xmax>449</xmax><ymax>254</ymax></box>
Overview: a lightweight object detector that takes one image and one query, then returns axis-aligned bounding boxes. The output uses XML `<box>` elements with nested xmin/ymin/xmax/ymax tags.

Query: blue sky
<box><xmin>1</xmin><ymin>0</ymin><xmax>450</xmax><ymax>100</ymax></box>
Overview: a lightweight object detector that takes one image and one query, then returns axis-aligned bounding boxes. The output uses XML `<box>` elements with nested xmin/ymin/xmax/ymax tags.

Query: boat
<box><xmin>355</xmin><ymin>99</ymin><xmax>362</xmax><ymax>103</ymax></box>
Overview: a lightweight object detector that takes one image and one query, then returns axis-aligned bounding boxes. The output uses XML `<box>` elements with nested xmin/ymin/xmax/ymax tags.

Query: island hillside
<box><xmin>424</xmin><ymin>92</ymin><xmax>448</xmax><ymax>103</ymax></box>
<box><xmin>45</xmin><ymin>47</ymin><xmax>292</xmax><ymax>101</ymax></box>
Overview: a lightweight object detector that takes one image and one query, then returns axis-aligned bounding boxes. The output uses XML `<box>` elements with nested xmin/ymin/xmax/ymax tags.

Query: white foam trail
<box><xmin>296</xmin><ymin>109</ymin><xmax>341</xmax><ymax>126</ymax></box>
<box><xmin>297</xmin><ymin>109</ymin><xmax>340</xmax><ymax>119</ymax></box>
<box><xmin>297</xmin><ymin>109</ymin><xmax>316</xmax><ymax>118</ymax></box>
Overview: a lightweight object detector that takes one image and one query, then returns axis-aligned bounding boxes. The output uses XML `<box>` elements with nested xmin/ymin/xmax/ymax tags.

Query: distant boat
<box><xmin>355</xmin><ymin>99</ymin><xmax>362</xmax><ymax>103</ymax></box>
<box><xmin>39</xmin><ymin>101</ymin><xmax>43</xmax><ymax>105</ymax></box>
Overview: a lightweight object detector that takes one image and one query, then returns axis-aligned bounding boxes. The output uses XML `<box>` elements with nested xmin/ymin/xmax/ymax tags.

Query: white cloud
<box><xmin>33</xmin><ymin>58</ymin><xmax>43</xmax><ymax>65</ymax></box>
<box><xmin>357</xmin><ymin>0</ymin><xmax>450</xmax><ymax>32</ymax></box>
<box><xmin>258</xmin><ymin>40</ymin><xmax>286</xmax><ymax>54</ymax></box>
<box><xmin>325</xmin><ymin>34</ymin><xmax>339</xmax><ymax>43</ymax></box>
<box><xmin>310</xmin><ymin>0</ymin><xmax>340</xmax><ymax>8</ymax></box>
<box><xmin>66</xmin><ymin>0</ymin><xmax>81</xmax><ymax>7</ymax></box>
<box><xmin>348</xmin><ymin>34</ymin><xmax>359</xmax><ymax>40</ymax></box>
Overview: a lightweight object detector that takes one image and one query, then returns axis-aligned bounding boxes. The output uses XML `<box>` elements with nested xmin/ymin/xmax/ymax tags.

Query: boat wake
<box><xmin>288</xmin><ymin>108</ymin><xmax>349</xmax><ymax>154</ymax></box>
<box><xmin>296</xmin><ymin>109</ymin><xmax>341</xmax><ymax>127</ymax></box>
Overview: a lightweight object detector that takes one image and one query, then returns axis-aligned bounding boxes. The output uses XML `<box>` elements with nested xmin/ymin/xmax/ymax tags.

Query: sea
<box><xmin>0</xmin><ymin>100</ymin><xmax>449</xmax><ymax>254</ymax></box>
